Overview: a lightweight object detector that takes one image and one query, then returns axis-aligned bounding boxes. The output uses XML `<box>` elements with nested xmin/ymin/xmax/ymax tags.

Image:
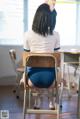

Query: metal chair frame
<box><xmin>23</xmin><ymin>52</ymin><xmax>63</xmax><ymax>119</ymax></box>
<box><xmin>9</xmin><ymin>49</ymin><xmax>24</xmax><ymax>98</ymax></box>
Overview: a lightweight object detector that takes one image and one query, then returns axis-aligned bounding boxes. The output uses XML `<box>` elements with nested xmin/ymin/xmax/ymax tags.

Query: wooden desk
<box><xmin>59</xmin><ymin>49</ymin><xmax>80</xmax><ymax>119</ymax></box>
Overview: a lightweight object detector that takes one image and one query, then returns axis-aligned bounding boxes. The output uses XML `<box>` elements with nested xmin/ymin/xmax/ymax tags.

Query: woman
<box><xmin>23</xmin><ymin>3</ymin><xmax>60</xmax><ymax>109</ymax></box>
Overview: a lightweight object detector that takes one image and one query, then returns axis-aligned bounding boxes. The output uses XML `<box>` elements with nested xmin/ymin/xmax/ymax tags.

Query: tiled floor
<box><xmin>0</xmin><ymin>85</ymin><xmax>78</xmax><ymax>119</ymax></box>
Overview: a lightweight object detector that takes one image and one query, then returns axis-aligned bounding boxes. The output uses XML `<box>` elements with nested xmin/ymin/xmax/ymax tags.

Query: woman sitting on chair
<box><xmin>22</xmin><ymin>3</ymin><xmax>60</xmax><ymax>109</ymax></box>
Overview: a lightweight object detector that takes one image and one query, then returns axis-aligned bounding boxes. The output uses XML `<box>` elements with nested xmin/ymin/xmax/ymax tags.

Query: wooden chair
<box><xmin>23</xmin><ymin>52</ymin><xmax>63</xmax><ymax>119</ymax></box>
<box><xmin>9</xmin><ymin>49</ymin><xmax>24</xmax><ymax>99</ymax></box>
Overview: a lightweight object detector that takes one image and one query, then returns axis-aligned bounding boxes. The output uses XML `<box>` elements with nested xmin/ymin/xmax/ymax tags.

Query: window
<box><xmin>0</xmin><ymin>0</ymin><xmax>79</xmax><ymax>46</ymax></box>
<box><xmin>0</xmin><ymin>0</ymin><xmax>23</xmax><ymax>45</ymax></box>
<box><xmin>28</xmin><ymin>0</ymin><xmax>77</xmax><ymax>46</ymax></box>
<box><xmin>55</xmin><ymin>3</ymin><xmax>76</xmax><ymax>45</ymax></box>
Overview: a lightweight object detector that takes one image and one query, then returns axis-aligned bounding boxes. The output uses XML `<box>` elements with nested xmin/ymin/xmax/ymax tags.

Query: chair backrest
<box><xmin>9</xmin><ymin>49</ymin><xmax>17</xmax><ymax>73</ymax></box>
<box><xmin>26</xmin><ymin>54</ymin><xmax>56</xmax><ymax>68</ymax></box>
<box><xmin>23</xmin><ymin>52</ymin><xmax>61</xmax><ymax>68</ymax></box>
<box><xmin>9</xmin><ymin>49</ymin><xmax>24</xmax><ymax>74</ymax></box>
<box><xmin>23</xmin><ymin>52</ymin><xmax>61</xmax><ymax>88</ymax></box>
<box><xmin>9</xmin><ymin>49</ymin><xmax>16</xmax><ymax>60</ymax></box>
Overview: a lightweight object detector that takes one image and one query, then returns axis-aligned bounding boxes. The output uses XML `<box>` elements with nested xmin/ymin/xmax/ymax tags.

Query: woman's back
<box><xmin>23</xmin><ymin>3</ymin><xmax>60</xmax><ymax>88</ymax></box>
<box><xmin>24</xmin><ymin>30</ymin><xmax>60</xmax><ymax>53</ymax></box>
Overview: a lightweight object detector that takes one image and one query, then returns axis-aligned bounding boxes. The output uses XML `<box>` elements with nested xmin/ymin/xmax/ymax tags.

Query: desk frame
<box><xmin>61</xmin><ymin>51</ymin><xmax>80</xmax><ymax>119</ymax></box>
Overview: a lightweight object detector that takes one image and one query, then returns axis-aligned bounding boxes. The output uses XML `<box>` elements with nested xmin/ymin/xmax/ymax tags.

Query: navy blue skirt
<box><xmin>26</xmin><ymin>67</ymin><xmax>56</xmax><ymax>88</ymax></box>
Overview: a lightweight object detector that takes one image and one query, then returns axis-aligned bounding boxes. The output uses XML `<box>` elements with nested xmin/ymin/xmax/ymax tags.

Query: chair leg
<box><xmin>67</xmin><ymin>64</ymin><xmax>71</xmax><ymax>98</ymax></box>
<box><xmin>59</xmin><ymin>82</ymin><xmax>63</xmax><ymax>108</ymax></box>
<box><xmin>15</xmin><ymin>72</ymin><xmax>23</xmax><ymax>99</ymax></box>
<box><xmin>56</xmin><ymin>81</ymin><xmax>61</xmax><ymax>119</ymax></box>
<box><xmin>29</xmin><ymin>89</ymin><xmax>31</xmax><ymax>108</ymax></box>
<box><xmin>56</xmin><ymin>104</ymin><xmax>60</xmax><ymax>119</ymax></box>
<box><xmin>23</xmin><ymin>89</ymin><xmax>27</xmax><ymax>119</ymax></box>
<box><xmin>56</xmin><ymin>88</ymin><xmax>60</xmax><ymax>119</ymax></box>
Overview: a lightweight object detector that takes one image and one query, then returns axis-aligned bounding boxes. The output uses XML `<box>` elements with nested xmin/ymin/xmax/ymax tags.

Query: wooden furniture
<box><xmin>22</xmin><ymin>52</ymin><xmax>63</xmax><ymax>119</ymax></box>
<box><xmin>9</xmin><ymin>49</ymin><xmax>24</xmax><ymax>99</ymax></box>
<box><xmin>60</xmin><ymin>49</ymin><xmax>80</xmax><ymax>119</ymax></box>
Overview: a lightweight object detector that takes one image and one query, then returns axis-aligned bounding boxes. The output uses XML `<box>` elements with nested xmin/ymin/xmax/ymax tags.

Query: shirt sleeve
<box><xmin>23</xmin><ymin>32</ymin><xmax>30</xmax><ymax>51</ymax></box>
<box><xmin>54</xmin><ymin>32</ymin><xmax>60</xmax><ymax>51</ymax></box>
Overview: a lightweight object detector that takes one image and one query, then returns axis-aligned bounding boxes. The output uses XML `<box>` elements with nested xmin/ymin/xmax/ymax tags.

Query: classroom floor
<box><xmin>0</xmin><ymin>85</ymin><xmax>78</xmax><ymax>119</ymax></box>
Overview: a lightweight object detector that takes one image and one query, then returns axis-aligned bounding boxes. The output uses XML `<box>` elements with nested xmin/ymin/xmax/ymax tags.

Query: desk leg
<box><xmin>61</xmin><ymin>53</ymin><xmax>64</xmax><ymax>80</ymax></box>
<box><xmin>77</xmin><ymin>76</ymin><xmax>80</xmax><ymax>119</ymax></box>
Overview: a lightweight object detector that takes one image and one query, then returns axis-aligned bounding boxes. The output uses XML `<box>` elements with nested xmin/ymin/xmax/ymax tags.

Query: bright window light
<box><xmin>0</xmin><ymin>0</ymin><xmax>23</xmax><ymax>45</ymax></box>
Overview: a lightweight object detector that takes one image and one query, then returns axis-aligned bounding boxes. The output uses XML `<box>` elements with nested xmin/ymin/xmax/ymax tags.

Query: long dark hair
<box><xmin>51</xmin><ymin>9</ymin><xmax>57</xmax><ymax>31</ymax></box>
<box><xmin>32</xmin><ymin>3</ymin><xmax>57</xmax><ymax>36</ymax></box>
